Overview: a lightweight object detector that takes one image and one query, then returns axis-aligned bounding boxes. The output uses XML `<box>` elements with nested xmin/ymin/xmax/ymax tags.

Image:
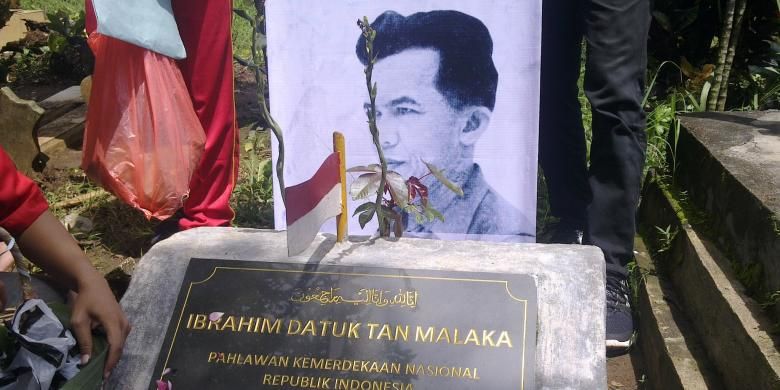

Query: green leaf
<box><xmin>349</xmin><ymin>173</ymin><xmax>381</xmax><ymax>200</ymax></box>
<box><xmin>352</xmin><ymin>202</ymin><xmax>375</xmax><ymax>217</ymax></box>
<box><xmin>423</xmin><ymin>206</ymin><xmax>434</xmax><ymax>221</ymax></box>
<box><xmin>48</xmin><ymin>302</ymin><xmax>108</xmax><ymax>390</ymax></box>
<box><xmin>48</xmin><ymin>34</ymin><xmax>68</xmax><ymax>54</ymax></box>
<box><xmin>60</xmin><ymin>336</ymin><xmax>107</xmax><ymax>390</ymax></box>
<box><xmin>422</xmin><ymin>161</ymin><xmax>463</xmax><ymax>196</ymax></box>
<box><xmin>699</xmin><ymin>81</ymin><xmax>711</xmax><ymax>111</ymax></box>
<box><xmin>427</xmin><ymin>206</ymin><xmax>445</xmax><ymax>222</ymax></box>
<box><xmin>358</xmin><ymin>208</ymin><xmax>375</xmax><ymax>228</ymax></box>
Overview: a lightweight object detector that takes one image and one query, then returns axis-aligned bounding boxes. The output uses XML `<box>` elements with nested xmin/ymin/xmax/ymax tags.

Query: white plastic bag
<box><xmin>0</xmin><ymin>300</ymin><xmax>80</xmax><ymax>390</ymax></box>
<box><xmin>90</xmin><ymin>0</ymin><xmax>186</xmax><ymax>59</ymax></box>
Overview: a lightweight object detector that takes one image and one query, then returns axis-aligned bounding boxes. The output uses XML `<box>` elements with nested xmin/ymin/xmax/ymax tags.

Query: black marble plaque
<box><xmin>150</xmin><ymin>259</ymin><xmax>537</xmax><ymax>389</ymax></box>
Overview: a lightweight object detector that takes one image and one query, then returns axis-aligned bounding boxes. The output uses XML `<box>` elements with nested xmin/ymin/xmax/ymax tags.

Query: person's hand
<box><xmin>69</xmin><ymin>273</ymin><xmax>130</xmax><ymax>379</ymax></box>
<box><xmin>0</xmin><ymin>241</ymin><xmax>13</xmax><ymax>271</ymax></box>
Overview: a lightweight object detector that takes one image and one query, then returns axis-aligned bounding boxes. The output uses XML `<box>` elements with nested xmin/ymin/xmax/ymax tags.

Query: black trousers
<box><xmin>539</xmin><ymin>0</ymin><xmax>651</xmax><ymax>279</ymax></box>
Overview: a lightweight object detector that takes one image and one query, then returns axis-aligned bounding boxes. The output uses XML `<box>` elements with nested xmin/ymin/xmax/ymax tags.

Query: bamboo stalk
<box><xmin>716</xmin><ymin>0</ymin><xmax>747</xmax><ymax>111</ymax></box>
<box><xmin>708</xmin><ymin>0</ymin><xmax>737</xmax><ymax>111</ymax></box>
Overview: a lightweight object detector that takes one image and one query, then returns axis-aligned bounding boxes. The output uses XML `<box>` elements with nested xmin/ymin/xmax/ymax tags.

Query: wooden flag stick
<box><xmin>333</xmin><ymin>131</ymin><xmax>348</xmax><ymax>242</ymax></box>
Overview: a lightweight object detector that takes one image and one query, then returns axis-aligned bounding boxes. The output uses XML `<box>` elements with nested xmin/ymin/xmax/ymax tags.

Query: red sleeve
<box><xmin>0</xmin><ymin>147</ymin><xmax>49</xmax><ymax>237</ymax></box>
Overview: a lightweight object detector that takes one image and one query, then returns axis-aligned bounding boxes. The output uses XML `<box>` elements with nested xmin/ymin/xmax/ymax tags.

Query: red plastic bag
<box><xmin>82</xmin><ymin>33</ymin><xmax>205</xmax><ymax>220</ymax></box>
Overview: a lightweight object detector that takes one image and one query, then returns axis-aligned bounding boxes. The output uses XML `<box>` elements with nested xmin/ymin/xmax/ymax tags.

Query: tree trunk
<box><xmin>716</xmin><ymin>0</ymin><xmax>747</xmax><ymax>110</ymax></box>
<box><xmin>708</xmin><ymin>0</ymin><xmax>737</xmax><ymax>111</ymax></box>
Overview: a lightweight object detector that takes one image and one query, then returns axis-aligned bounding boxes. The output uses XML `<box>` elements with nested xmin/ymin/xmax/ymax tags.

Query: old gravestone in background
<box><xmin>107</xmin><ymin>229</ymin><xmax>606</xmax><ymax>389</ymax></box>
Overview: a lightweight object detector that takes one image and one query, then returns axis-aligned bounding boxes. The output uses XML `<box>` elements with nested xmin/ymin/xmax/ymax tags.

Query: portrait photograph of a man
<box><xmin>267</xmin><ymin>0</ymin><xmax>541</xmax><ymax>242</ymax></box>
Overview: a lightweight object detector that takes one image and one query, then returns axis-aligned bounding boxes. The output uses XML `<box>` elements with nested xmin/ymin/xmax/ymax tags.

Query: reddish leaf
<box><xmin>406</xmin><ymin>176</ymin><xmax>429</xmax><ymax>206</ymax></box>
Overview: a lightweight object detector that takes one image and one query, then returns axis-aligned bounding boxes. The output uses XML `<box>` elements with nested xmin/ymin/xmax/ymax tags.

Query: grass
<box><xmin>40</xmin><ymin>168</ymin><xmax>153</xmax><ymax>262</ymax></box>
<box><xmin>18</xmin><ymin>0</ymin><xmax>81</xmax><ymax>15</ymax></box>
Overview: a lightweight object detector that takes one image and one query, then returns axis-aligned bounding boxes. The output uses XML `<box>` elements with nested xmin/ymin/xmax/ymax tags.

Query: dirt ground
<box><xmin>608</xmin><ymin>349</ymin><xmax>646</xmax><ymax>389</ymax></box>
<box><xmin>6</xmin><ymin>64</ymin><xmax>646</xmax><ymax>388</ymax></box>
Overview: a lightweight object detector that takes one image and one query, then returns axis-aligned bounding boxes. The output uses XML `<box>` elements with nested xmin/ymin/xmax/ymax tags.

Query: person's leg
<box><xmin>583</xmin><ymin>0</ymin><xmax>651</xmax><ymax>350</ymax></box>
<box><xmin>171</xmin><ymin>0</ymin><xmax>239</xmax><ymax>230</ymax></box>
<box><xmin>539</xmin><ymin>0</ymin><xmax>590</xmax><ymax>241</ymax></box>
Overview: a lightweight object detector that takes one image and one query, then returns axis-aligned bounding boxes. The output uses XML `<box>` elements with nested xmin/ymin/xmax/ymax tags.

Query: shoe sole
<box><xmin>605</xmin><ymin>333</ymin><xmax>636</xmax><ymax>357</ymax></box>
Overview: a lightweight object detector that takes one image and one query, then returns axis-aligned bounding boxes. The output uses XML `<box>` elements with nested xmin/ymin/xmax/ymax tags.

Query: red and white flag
<box><xmin>285</xmin><ymin>152</ymin><xmax>343</xmax><ymax>255</ymax></box>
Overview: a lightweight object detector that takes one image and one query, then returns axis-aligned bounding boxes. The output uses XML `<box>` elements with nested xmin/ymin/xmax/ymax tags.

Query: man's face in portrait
<box><xmin>366</xmin><ymin>48</ymin><xmax>467</xmax><ymax>179</ymax></box>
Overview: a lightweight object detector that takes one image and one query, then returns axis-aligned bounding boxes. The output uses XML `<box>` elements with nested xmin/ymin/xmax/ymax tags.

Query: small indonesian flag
<box><xmin>285</xmin><ymin>152</ymin><xmax>343</xmax><ymax>255</ymax></box>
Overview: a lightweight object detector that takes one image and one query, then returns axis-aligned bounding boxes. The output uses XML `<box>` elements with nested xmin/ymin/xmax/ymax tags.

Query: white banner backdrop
<box><xmin>266</xmin><ymin>0</ymin><xmax>540</xmax><ymax>242</ymax></box>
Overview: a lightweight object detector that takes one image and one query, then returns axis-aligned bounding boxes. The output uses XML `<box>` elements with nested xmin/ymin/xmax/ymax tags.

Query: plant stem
<box><xmin>242</xmin><ymin>3</ymin><xmax>286</xmax><ymax>204</ymax></box>
<box><xmin>360</xmin><ymin>18</ymin><xmax>389</xmax><ymax>234</ymax></box>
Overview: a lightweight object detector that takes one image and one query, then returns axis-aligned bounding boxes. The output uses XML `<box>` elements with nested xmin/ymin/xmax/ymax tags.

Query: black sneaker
<box><xmin>606</xmin><ymin>277</ymin><xmax>635</xmax><ymax>356</ymax></box>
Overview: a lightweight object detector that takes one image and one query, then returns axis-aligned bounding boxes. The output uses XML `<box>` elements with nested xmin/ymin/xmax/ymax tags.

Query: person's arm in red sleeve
<box><xmin>0</xmin><ymin>148</ymin><xmax>49</xmax><ymax>236</ymax></box>
<box><xmin>0</xmin><ymin>147</ymin><xmax>130</xmax><ymax>378</ymax></box>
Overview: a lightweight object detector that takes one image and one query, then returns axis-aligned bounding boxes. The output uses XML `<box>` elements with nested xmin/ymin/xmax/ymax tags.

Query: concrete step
<box><xmin>37</xmin><ymin>85</ymin><xmax>84</xmax><ymax>128</ymax></box>
<box><xmin>37</xmin><ymin>104</ymin><xmax>86</xmax><ymax>156</ymax></box>
<box><xmin>674</xmin><ymin>112</ymin><xmax>780</xmax><ymax>311</ymax></box>
<box><xmin>634</xmin><ymin>236</ymin><xmax>723</xmax><ymax>390</ymax></box>
<box><xmin>639</xmin><ymin>174</ymin><xmax>780</xmax><ymax>389</ymax></box>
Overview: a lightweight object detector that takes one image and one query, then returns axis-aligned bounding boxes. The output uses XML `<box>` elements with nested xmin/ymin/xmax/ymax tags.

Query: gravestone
<box><xmin>0</xmin><ymin>87</ymin><xmax>45</xmax><ymax>175</ymax></box>
<box><xmin>108</xmin><ymin>228</ymin><xmax>606</xmax><ymax>389</ymax></box>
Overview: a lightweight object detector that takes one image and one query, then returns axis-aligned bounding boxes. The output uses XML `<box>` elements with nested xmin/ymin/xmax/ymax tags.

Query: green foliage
<box><xmin>653</xmin><ymin>225</ymin><xmax>678</xmax><ymax>254</ymax></box>
<box><xmin>1</xmin><ymin>8</ymin><xmax>91</xmax><ymax>84</ymax></box>
<box><xmin>648</xmin><ymin>0</ymin><xmax>779</xmax><ymax>111</ymax></box>
<box><xmin>231</xmin><ymin>0</ymin><xmax>256</xmax><ymax>60</ymax></box>
<box><xmin>732</xmin><ymin>261</ymin><xmax>765</xmax><ymax>297</ymax></box>
<box><xmin>232</xmin><ymin>2</ymin><xmax>286</xmax><ymax>204</ymax></box>
<box><xmin>19</xmin><ymin>0</ymin><xmax>82</xmax><ymax>15</ymax></box>
<box><xmin>626</xmin><ymin>260</ymin><xmax>651</xmax><ymax>309</ymax></box>
<box><xmin>577</xmin><ymin>48</ymin><xmax>593</xmax><ymax>160</ymax></box>
<box><xmin>231</xmin><ymin>130</ymin><xmax>274</xmax><ymax>228</ymax></box>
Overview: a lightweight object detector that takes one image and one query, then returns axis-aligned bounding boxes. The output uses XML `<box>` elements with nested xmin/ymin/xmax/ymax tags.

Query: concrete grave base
<box><xmin>108</xmin><ymin>228</ymin><xmax>606</xmax><ymax>389</ymax></box>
